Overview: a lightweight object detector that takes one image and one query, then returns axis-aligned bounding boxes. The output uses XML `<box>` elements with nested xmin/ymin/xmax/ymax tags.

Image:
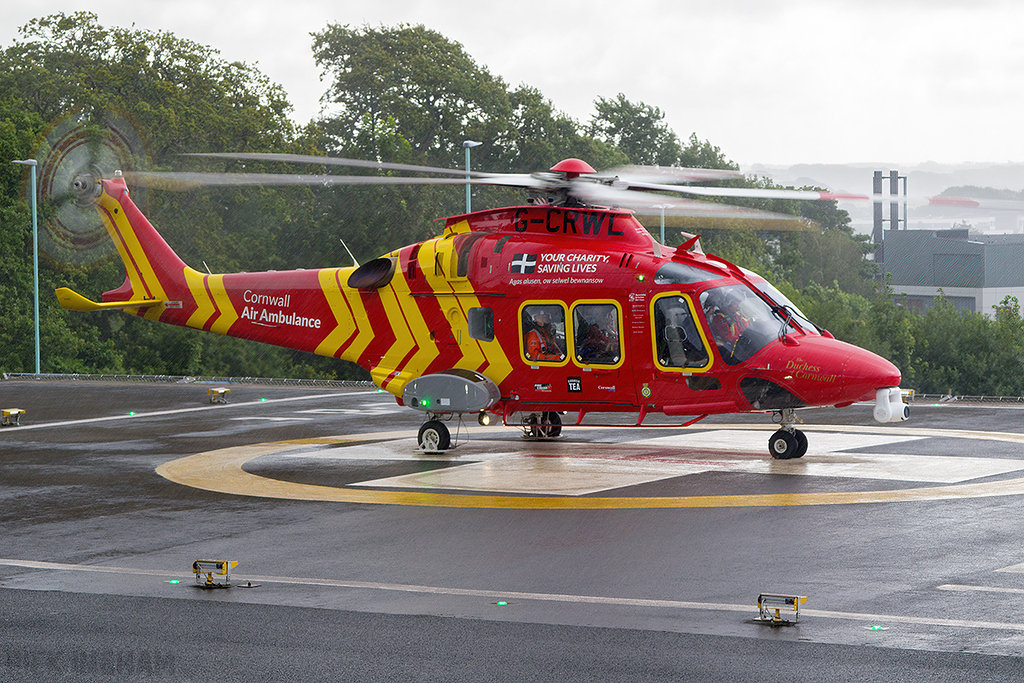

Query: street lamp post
<box><xmin>653</xmin><ymin>203</ymin><xmax>674</xmax><ymax>245</ymax></box>
<box><xmin>463</xmin><ymin>141</ymin><xmax>482</xmax><ymax>213</ymax></box>
<box><xmin>12</xmin><ymin>158</ymin><xmax>40</xmax><ymax>375</ymax></box>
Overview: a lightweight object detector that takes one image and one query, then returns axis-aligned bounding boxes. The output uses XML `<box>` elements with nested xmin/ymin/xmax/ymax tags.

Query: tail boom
<box><xmin>59</xmin><ymin>174</ymin><xmax>514</xmax><ymax>398</ymax></box>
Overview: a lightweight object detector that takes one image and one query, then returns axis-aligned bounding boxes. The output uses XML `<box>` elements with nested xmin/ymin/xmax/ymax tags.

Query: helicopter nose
<box><xmin>771</xmin><ymin>336</ymin><xmax>902</xmax><ymax>407</ymax></box>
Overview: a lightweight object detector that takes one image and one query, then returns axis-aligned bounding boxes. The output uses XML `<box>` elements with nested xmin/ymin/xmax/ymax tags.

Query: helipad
<box><xmin>156</xmin><ymin>425</ymin><xmax>1024</xmax><ymax>507</ymax></box>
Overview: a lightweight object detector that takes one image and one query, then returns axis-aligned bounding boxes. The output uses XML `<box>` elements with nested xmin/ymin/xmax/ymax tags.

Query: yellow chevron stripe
<box><xmin>339</xmin><ymin>276</ymin><xmax>375</xmax><ymax>362</ymax></box>
<box><xmin>315</xmin><ymin>268</ymin><xmax>370</xmax><ymax>359</ymax></box>
<box><xmin>184</xmin><ymin>268</ymin><xmax>216</xmax><ymax>330</ymax></box>
<box><xmin>205</xmin><ymin>274</ymin><xmax>239</xmax><ymax>334</ymax></box>
<box><xmin>419</xmin><ymin>226</ymin><xmax>513</xmax><ymax>386</ymax></box>
<box><xmin>372</xmin><ymin>283</ymin><xmax>415</xmax><ymax>391</ymax></box>
<box><xmin>375</xmin><ymin>268</ymin><xmax>438</xmax><ymax>395</ymax></box>
<box><xmin>99</xmin><ymin>193</ymin><xmax>167</xmax><ymax>321</ymax></box>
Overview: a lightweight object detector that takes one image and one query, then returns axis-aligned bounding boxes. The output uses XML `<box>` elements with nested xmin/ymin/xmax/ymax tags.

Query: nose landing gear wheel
<box><xmin>418</xmin><ymin>420</ymin><xmax>451</xmax><ymax>452</ymax></box>
<box><xmin>769</xmin><ymin>428</ymin><xmax>807</xmax><ymax>459</ymax></box>
<box><xmin>793</xmin><ymin>430</ymin><xmax>808</xmax><ymax>458</ymax></box>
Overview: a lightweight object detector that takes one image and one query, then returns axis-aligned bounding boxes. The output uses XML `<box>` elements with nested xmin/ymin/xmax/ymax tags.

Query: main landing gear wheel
<box><xmin>523</xmin><ymin>412</ymin><xmax>562</xmax><ymax>439</ymax></box>
<box><xmin>768</xmin><ymin>429</ymin><xmax>807</xmax><ymax>459</ymax></box>
<box><xmin>418</xmin><ymin>420</ymin><xmax>451</xmax><ymax>452</ymax></box>
<box><xmin>539</xmin><ymin>411</ymin><xmax>562</xmax><ymax>438</ymax></box>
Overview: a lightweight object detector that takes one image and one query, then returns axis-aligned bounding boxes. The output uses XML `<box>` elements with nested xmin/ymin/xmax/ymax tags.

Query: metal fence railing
<box><xmin>912</xmin><ymin>393</ymin><xmax>1024</xmax><ymax>404</ymax></box>
<box><xmin>1</xmin><ymin>372</ymin><xmax>376</xmax><ymax>389</ymax></box>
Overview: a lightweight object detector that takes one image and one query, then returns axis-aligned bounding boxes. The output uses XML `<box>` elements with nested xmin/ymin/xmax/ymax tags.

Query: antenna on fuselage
<box><xmin>339</xmin><ymin>239</ymin><xmax>360</xmax><ymax>267</ymax></box>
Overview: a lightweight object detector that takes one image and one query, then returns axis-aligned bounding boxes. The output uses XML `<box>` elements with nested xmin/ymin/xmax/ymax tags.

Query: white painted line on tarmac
<box><xmin>301</xmin><ymin>430</ymin><xmax>1024</xmax><ymax>495</ymax></box>
<box><xmin>938</xmin><ymin>584</ymin><xmax>1024</xmax><ymax>595</ymax></box>
<box><xmin>296</xmin><ymin>404</ymin><xmax>405</xmax><ymax>415</ymax></box>
<box><xmin>0</xmin><ymin>392</ymin><xmax>366</xmax><ymax>432</ymax></box>
<box><xmin>5</xmin><ymin>558</ymin><xmax>1024</xmax><ymax>633</ymax></box>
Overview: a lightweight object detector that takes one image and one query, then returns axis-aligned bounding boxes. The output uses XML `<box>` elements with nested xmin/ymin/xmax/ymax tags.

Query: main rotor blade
<box><xmin>123</xmin><ymin>171</ymin><xmax>549</xmax><ymax>191</ymax></box>
<box><xmin>184</xmin><ymin>152</ymin><xmax>493</xmax><ymax>178</ymax></box>
<box><xmin>615</xmin><ymin>181</ymin><xmax>977</xmax><ymax>209</ymax></box>
<box><xmin>571</xmin><ymin>183</ymin><xmax>812</xmax><ymax>224</ymax></box>
<box><xmin>600</xmin><ymin>165</ymin><xmax>746</xmax><ymax>185</ymax></box>
<box><xmin>928</xmin><ymin>196</ymin><xmax>1024</xmax><ymax>211</ymax></box>
<box><xmin>620</xmin><ymin>181</ymin><xmax>874</xmax><ymax>202</ymax></box>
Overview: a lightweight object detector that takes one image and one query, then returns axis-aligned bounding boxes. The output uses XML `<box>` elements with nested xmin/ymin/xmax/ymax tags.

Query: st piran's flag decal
<box><xmin>510</xmin><ymin>253</ymin><xmax>537</xmax><ymax>274</ymax></box>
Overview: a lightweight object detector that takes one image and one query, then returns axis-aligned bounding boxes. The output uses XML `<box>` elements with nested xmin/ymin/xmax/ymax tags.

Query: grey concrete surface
<box><xmin>2</xmin><ymin>379</ymin><xmax>1024</xmax><ymax>681</ymax></box>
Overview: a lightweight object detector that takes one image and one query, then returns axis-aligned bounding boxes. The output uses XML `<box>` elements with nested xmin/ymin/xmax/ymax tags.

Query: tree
<box><xmin>0</xmin><ymin>13</ymin><xmax>340</xmax><ymax>377</ymax></box>
<box><xmin>589</xmin><ymin>94</ymin><xmax>681</xmax><ymax>167</ymax></box>
<box><xmin>588</xmin><ymin>94</ymin><xmax>735</xmax><ymax>170</ymax></box>
<box><xmin>307</xmin><ymin>24</ymin><xmax>627</xmax><ymax>258</ymax></box>
<box><xmin>2</xmin><ymin>12</ymin><xmax>294</xmax><ymax>158</ymax></box>
<box><xmin>494</xmin><ymin>85</ymin><xmax>626</xmax><ymax>173</ymax></box>
<box><xmin>313</xmin><ymin>24</ymin><xmax>511</xmax><ymax>163</ymax></box>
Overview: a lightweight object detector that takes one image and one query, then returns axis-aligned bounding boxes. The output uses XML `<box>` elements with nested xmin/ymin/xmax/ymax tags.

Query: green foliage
<box><xmin>588</xmin><ymin>95</ymin><xmax>735</xmax><ymax>171</ymax></box>
<box><xmin>907</xmin><ymin>295</ymin><xmax>1024</xmax><ymax>396</ymax></box>
<box><xmin>2</xmin><ymin>12</ymin><xmax>294</xmax><ymax>156</ymax></box>
<box><xmin>0</xmin><ymin>12</ymin><xmax>307</xmax><ymax>375</ymax></box>
<box><xmin>312</xmin><ymin>23</ymin><xmax>510</xmax><ymax>161</ymax></box>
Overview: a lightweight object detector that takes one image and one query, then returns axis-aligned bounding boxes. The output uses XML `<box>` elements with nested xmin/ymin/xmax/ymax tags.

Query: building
<box><xmin>882</xmin><ymin>229</ymin><xmax>1024</xmax><ymax>315</ymax></box>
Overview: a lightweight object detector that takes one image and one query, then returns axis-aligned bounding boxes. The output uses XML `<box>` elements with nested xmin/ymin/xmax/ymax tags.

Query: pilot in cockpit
<box><xmin>708</xmin><ymin>291</ymin><xmax>751</xmax><ymax>354</ymax></box>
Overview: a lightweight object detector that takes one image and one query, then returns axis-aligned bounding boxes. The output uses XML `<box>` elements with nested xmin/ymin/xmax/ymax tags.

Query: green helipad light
<box><xmin>260</xmin><ymin>397</ymin><xmax>267</xmax><ymax>402</ymax></box>
<box><xmin>128</xmin><ymin>410</ymin><xmax>136</xmax><ymax>416</ymax></box>
<box><xmin>496</xmin><ymin>600</ymin><xmax>508</xmax><ymax>606</ymax></box>
<box><xmin>167</xmin><ymin>579</ymin><xmax>180</xmax><ymax>584</ymax></box>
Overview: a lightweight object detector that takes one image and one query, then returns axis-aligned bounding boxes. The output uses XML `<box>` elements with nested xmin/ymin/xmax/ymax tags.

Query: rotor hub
<box><xmin>549</xmin><ymin>158</ymin><xmax>596</xmax><ymax>179</ymax></box>
<box><xmin>71</xmin><ymin>174</ymin><xmax>103</xmax><ymax>204</ymax></box>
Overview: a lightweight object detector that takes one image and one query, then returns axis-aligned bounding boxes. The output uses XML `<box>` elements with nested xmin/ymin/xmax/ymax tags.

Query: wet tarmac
<box><xmin>2</xmin><ymin>378</ymin><xmax>1024</xmax><ymax>681</ymax></box>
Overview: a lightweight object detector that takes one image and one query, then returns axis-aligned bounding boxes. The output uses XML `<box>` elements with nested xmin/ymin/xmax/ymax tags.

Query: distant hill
<box><xmin>744</xmin><ymin>162</ymin><xmax>1024</xmax><ymax>234</ymax></box>
<box><xmin>745</xmin><ymin>161</ymin><xmax>1024</xmax><ymax>196</ymax></box>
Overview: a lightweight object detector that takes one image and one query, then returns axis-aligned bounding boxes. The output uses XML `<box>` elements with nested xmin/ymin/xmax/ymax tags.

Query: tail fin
<box><xmin>57</xmin><ymin>173</ymin><xmax>196</xmax><ymax>321</ymax></box>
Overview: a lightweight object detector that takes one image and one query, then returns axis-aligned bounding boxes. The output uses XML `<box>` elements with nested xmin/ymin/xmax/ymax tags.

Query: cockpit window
<box><xmin>653</xmin><ymin>296</ymin><xmax>710</xmax><ymax>369</ymax></box>
<box><xmin>700</xmin><ymin>285</ymin><xmax>785</xmax><ymax>365</ymax></box>
<box><xmin>741</xmin><ymin>268</ymin><xmax>820</xmax><ymax>336</ymax></box>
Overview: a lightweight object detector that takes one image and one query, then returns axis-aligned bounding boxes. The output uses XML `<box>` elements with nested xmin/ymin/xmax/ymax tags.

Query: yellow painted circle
<box><xmin>155</xmin><ymin>425</ymin><xmax>1024</xmax><ymax>509</ymax></box>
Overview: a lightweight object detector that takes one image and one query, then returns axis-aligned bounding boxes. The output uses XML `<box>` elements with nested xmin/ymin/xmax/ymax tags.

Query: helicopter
<box><xmin>54</xmin><ymin>153</ymin><xmax>909</xmax><ymax>459</ymax></box>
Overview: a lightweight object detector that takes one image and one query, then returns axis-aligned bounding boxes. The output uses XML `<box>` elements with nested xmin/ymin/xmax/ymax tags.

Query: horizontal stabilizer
<box><xmin>55</xmin><ymin>287</ymin><xmax>163</xmax><ymax>312</ymax></box>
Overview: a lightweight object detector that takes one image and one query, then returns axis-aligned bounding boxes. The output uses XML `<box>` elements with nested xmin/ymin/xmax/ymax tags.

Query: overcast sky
<box><xmin>5</xmin><ymin>0</ymin><xmax>1023</xmax><ymax>168</ymax></box>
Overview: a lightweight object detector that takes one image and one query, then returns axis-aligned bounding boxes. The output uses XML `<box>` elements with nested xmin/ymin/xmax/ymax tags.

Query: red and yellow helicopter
<box><xmin>55</xmin><ymin>154</ymin><xmax>908</xmax><ymax>458</ymax></box>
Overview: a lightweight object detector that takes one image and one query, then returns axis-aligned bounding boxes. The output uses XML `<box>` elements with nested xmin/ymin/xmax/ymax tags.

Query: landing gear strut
<box><xmin>768</xmin><ymin>409</ymin><xmax>807</xmax><ymax>460</ymax></box>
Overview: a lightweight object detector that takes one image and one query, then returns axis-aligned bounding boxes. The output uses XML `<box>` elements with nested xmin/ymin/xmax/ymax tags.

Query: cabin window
<box><xmin>572</xmin><ymin>303</ymin><xmax>620</xmax><ymax>365</ymax></box>
<box><xmin>653</xmin><ymin>295</ymin><xmax>709</xmax><ymax>369</ymax></box>
<box><xmin>468</xmin><ymin>307</ymin><xmax>494</xmax><ymax>342</ymax></box>
<box><xmin>522</xmin><ymin>304</ymin><xmax>567</xmax><ymax>362</ymax></box>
